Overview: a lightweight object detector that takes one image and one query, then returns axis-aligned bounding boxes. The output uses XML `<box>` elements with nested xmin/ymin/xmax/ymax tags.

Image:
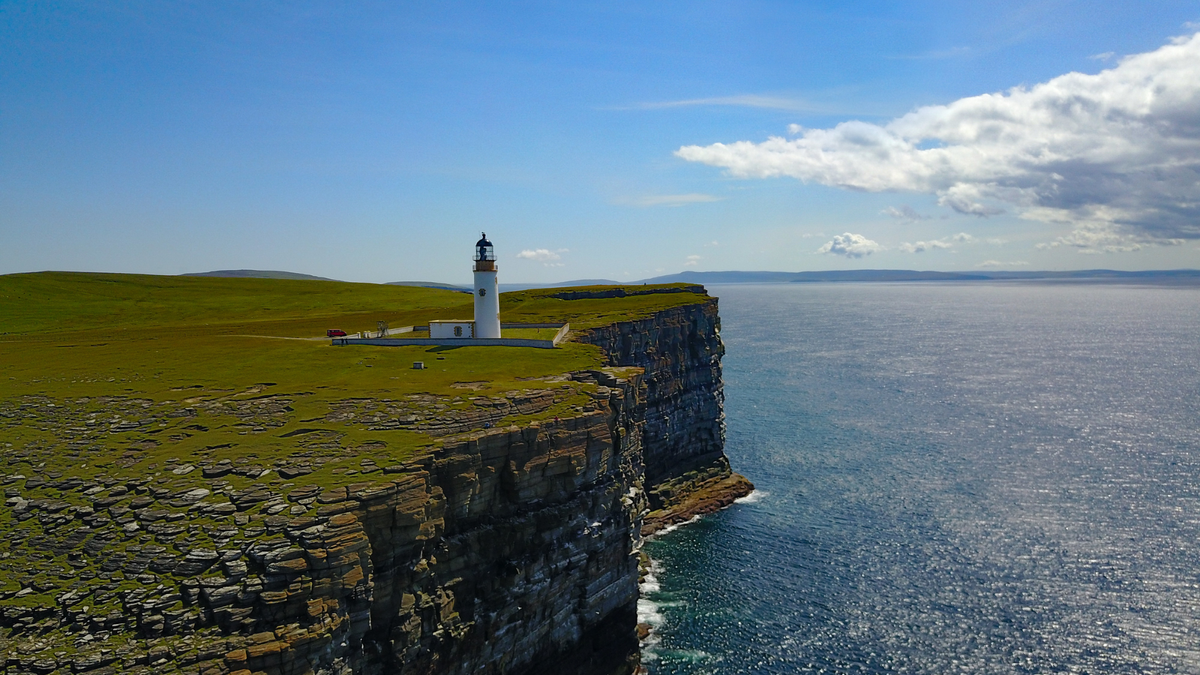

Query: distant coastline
<box><xmin>178</xmin><ymin>268</ymin><xmax>1200</xmax><ymax>289</ymax></box>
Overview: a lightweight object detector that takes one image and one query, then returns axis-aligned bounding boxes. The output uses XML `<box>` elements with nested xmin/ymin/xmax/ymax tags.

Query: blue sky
<box><xmin>3</xmin><ymin>1</ymin><xmax>1199</xmax><ymax>284</ymax></box>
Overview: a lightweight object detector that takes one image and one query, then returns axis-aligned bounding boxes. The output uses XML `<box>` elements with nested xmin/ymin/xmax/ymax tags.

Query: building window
<box><xmin>478</xmin><ymin>288</ymin><xmax>487</xmax><ymax>297</ymax></box>
<box><xmin>454</xmin><ymin>325</ymin><xmax>463</xmax><ymax>337</ymax></box>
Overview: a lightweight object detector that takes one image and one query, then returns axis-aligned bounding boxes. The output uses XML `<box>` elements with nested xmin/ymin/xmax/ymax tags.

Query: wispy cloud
<box><xmin>899</xmin><ymin>239</ymin><xmax>953</xmax><ymax>253</ymax></box>
<box><xmin>618</xmin><ymin>193</ymin><xmax>723</xmax><ymax>208</ymax></box>
<box><xmin>886</xmin><ymin>46</ymin><xmax>971</xmax><ymax>61</ymax></box>
<box><xmin>899</xmin><ymin>232</ymin><xmax>979</xmax><ymax>253</ymax></box>
<box><xmin>615</xmin><ymin>94</ymin><xmax>826</xmax><ymax>113</ymax></box>
<box><xmin>684</xmin><ymin>254</ymin><xmax>702</xmax><ymax>267</ymax></box>
<box><xmin>1089</xmin><ymin>51</ymin><xmax>1116</xmax><ymax>62</ymax></box>
<box><xmin>817</xmin><ymin>233</ymin><xmax>883</xmax><ymax>258</ymax></box>
<box><xmin>883</xmin><ymin>204</ymin><xmax>929</xmax><ymax>221</ymax></box>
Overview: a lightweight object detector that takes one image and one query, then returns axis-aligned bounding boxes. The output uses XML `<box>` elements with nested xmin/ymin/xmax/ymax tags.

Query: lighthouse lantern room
<box><xmin>472</xmin><ymin>233</ymin><xmax>502</xmax><ymax>339</ymax></box>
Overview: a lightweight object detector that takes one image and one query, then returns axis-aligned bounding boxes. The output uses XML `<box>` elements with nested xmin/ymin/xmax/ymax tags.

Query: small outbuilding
<box><xmin>429</xmin><ymin>320</ymin><xmax>474</xmax><ymax>339</ymax></box>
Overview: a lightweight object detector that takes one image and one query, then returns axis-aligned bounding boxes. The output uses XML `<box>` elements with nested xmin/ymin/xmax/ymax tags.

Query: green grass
<box><xmin>0</xmin><ymin>272</ymin><xmax>705</xmax><ymax>337</ymax></box>
<box><xmin>0</xmin><ymin>272</ymin><xmax>707</xmax><ymax>480</ymax></box>
<box><xmin>0</xmin><ymin>271</ymin><xmax>476</xmax><ymax>338</ymax></box>
<box><xmin>499</xmin><ymin>285</ymin><xmax>709</xmax><ymax>329</ymax></box>
<box><xmin>500</xmin><ymin>327</ymin><xmax>559</xmax><ymax>339</ymax></box>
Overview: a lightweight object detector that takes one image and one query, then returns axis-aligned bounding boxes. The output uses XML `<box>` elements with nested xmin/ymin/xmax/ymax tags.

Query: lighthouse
<box><xmin>472</xmin><ymin>233</ymin><xmax>502</xmax><ymax>339</ymax></box>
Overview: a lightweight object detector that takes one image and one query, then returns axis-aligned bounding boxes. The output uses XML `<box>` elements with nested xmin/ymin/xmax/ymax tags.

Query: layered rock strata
<box><xmin>579</xmin><ymin>297</ymin><xmax>753</xmax><ymax>533</ymax></box>
<box><xmin>2</xmin><ymin>370</ymin><xmax>647</xmax><ymax>675</ymax></box>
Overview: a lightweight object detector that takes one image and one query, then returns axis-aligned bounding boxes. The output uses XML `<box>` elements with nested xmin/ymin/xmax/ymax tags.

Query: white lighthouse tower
<box><xmin>472</xmin><ymin>233</ymin><xmax>501</xmax><ymax>339</ymax></box>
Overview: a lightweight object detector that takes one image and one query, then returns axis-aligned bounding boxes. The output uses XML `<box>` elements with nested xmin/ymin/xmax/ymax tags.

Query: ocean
<box><xmin>641</xmin><ymin>282</ymin><xmax>1200</xmax><ymax>674</ymax></box>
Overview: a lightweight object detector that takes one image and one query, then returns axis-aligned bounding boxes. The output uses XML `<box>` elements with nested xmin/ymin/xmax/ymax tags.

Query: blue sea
<box><xmin>641</xmin><ymin>282</ymin><xmax>1200</xmax><ymax>675</ymax></box>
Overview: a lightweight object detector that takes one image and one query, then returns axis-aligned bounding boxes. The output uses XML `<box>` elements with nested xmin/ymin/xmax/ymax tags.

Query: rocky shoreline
<box><xmin>641</xmin><ymin>465</ymin><xmax>754</xmax><ymax>537</ymax></box>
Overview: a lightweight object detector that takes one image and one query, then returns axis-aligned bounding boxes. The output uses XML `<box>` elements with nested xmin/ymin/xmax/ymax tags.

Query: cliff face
<box><xmin>580</xmin><ymin>299</ymin><xmax>724</xmax><ymax>487</ymax></box>
<box><xmin>2</xmin><ymin>293</ymin><xmax>749</xmax><ymax>675</ymax></box>
<box><xmin>128</xmin><ymin>371</ymin><xmax>644</xmax><ymax>675</ymax></box>
<box><xmin>580</xmin><ymin>298</ymin><xmax>752</xmax><ymax>534</ymax></box>
<box><xmin>352</xmin><ymin>370</ymin><xmax>647</xmax><ymax>675</ymax></box>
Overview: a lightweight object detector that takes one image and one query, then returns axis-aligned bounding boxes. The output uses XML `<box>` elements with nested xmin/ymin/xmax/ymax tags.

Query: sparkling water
<box><xmin>642</xmin><ymin>282</ymin><xmax>1200</xmax><ymax>674</ymax></box>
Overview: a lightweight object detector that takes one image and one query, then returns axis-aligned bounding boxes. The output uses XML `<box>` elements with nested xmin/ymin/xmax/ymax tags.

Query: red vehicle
<box><xmin>327</xmin><ymin>329</ymin><xmax>347</xmax><ymax>337</ymax></box>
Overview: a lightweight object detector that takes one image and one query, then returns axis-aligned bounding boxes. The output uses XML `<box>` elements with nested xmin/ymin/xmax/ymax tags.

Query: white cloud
<box><xmin>1089</xmin><ymin>51</ymin><xmax>1116</xmax><ymax>62</ymax></box>
<box><xmin>677</xmin><ymin>32</ymin><xmax>1200</xmax><ymax>252</ymax></box>
<box><xmin>516</xmin><ymin>248</ymin><xmax>569</xmax><ymax>265</ymax></box>
<box><xmin>516</xmin><ymin>248</ymin><xmax>561</xmax><ymax>261</ymax></box>
<box><xmin>620</xmin><ymin>193</ymin><xmax>723</xmax><ymax>208</ymax></box>
<box><xmin>899</xmin><ymin>239</ymin><xmax>953</xmax><ymax>253</ymax></box>
<box><xmin>883</xmin><ymin>204</ymin><xmax>929</xmax><ymax>220</ymax></box>
<box><xmin>817</xmin><ymin>233</ymin><xmax>883</xmax><ymax>258</ymax></box>
<box><xmin>898</xmin><ymin>232</ymin><xmax>980</xmax><ymax>253</ymax></box>
<box><xmin>684</xmin><ymin>254</ymin><xmax>702</xmax><ymax>267</ymax></box>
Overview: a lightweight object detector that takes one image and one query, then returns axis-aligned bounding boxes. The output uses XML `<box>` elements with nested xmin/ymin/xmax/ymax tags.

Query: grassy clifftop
<box><xmin>0</xmin><ymin>271</ymin><xmax>707</xmax><ymax>651</ymax></box>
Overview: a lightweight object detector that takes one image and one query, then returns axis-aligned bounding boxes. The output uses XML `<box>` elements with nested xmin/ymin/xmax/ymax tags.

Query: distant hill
<box><xmin>640</xmin><ymin>269</ymin><xmax>1200</xmax><ymax>284</ymax></box>
<box><xmin>184</xmin><ymin>269</ymin><xmax>337</xmax><ymax>281</ymax></box>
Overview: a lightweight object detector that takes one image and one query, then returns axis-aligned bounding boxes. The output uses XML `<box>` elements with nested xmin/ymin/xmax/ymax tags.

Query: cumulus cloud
<box><xmin>899</xmin><ymin>239</ymin><xmax>953</xmax><ymax>253</ymax></box>
<box><xmin>677</xmin><ymin>32</ymin><xmax>1200</xmax><ymax>252</ymax></box>
<box><xmin>518</xmin><ymin>246</ymin><xmax>559</xmax><ymax>258</ymax></box>
<box><xmin>817</xmin><ymin>233</ymin><xmax>883</xmax><ymax>258</ymax></box>
<box><xmin>516</xmin><ymin>248</ymin><xmax>569</xmax><ymax>265</ymax></box>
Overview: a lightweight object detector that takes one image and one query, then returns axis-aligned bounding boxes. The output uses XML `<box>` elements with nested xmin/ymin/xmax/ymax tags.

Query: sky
<box><xmin>2</xmin><ymin>1</ymin><xmax>1199</xmax><ymax>284</ymax></box>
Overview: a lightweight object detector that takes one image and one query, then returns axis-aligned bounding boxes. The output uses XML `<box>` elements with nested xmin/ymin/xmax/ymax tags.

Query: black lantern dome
<box><xmin>474</xmin><ymin>233</ymin><xmax>495</xmax><ymax>262</ymax></box>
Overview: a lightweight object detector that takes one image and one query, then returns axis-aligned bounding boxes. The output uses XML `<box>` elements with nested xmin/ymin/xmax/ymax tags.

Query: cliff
<box><xmin>579</xmin><ymin>297</ymin><xmax>753</xmax><ymax>535</ymax></box>
<box><xmin>0</xmin><ymin>283</ymin><xmax>749</xmax><ymax>675</ymax></box>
